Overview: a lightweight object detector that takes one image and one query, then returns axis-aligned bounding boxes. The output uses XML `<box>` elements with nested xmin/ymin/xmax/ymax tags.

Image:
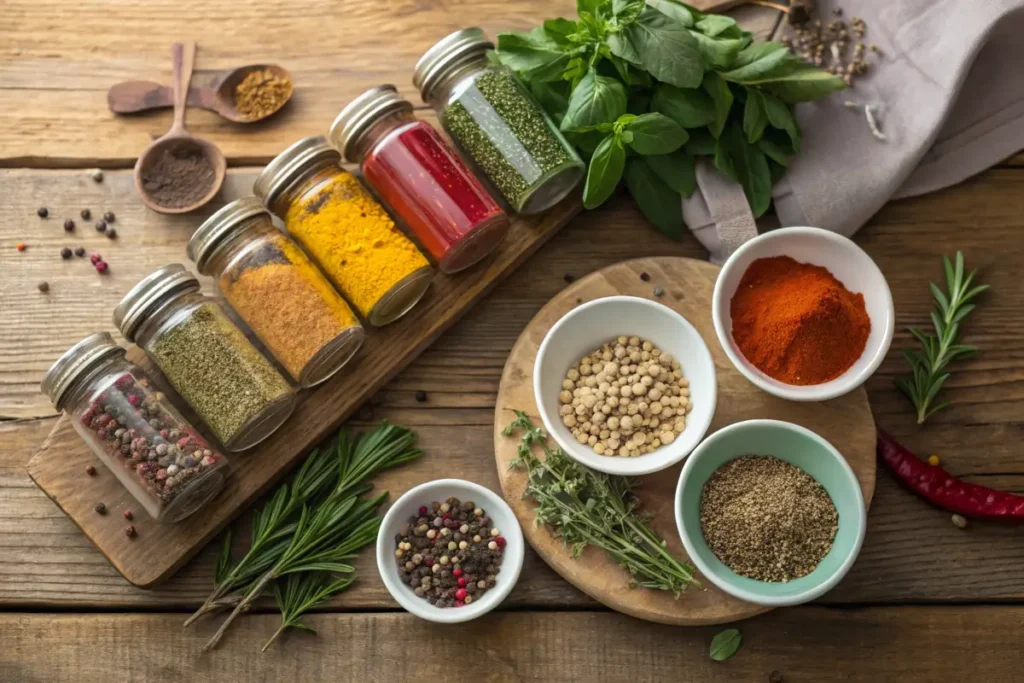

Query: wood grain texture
<box><xmin>3</xmin><ymin>607</ymin><xmax>1024</xmax><ymax>681</ymax></box>
<box><xmin>27</xmin><ymin>171</ymin><xmax>580</xmax><ymax>587</ymax></box>
<box><xmin>0</xmin><ymin>0</ymin><xmax>778</xmax><ymax>167</ymax></box>
<box><xmin>493</xmin><ymin>257</ymin><xmax>876</xmax><ymax>625</ymax></box>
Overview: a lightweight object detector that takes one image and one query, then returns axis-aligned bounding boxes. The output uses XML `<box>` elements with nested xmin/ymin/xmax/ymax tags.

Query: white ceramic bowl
<box><xmin>376</xmin><ymin>478</ymin><xmax>524</xmax><ymax>623</ymax></box>
<box><xmin>533</xmin><ymin>296</ymin><xmax>717</xmax><ymax>476</ymax></box>
<box><xmin>712</xmin><ymin>227</ymin><xmax>894</xmax><ymax>401</ymax></box>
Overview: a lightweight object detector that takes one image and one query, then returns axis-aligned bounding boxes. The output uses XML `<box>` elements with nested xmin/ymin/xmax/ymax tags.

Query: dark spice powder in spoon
<box><xmin>141</xmin><ymin>146</ymin><xmax>216</xmax><ymax>209</ymax></box>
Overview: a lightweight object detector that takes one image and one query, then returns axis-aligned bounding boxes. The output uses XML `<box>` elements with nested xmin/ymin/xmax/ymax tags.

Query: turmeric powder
<box><xmin>285</xmin><ymin>170</ymin><xmax>433</xmax><ymax>325</ymax></box>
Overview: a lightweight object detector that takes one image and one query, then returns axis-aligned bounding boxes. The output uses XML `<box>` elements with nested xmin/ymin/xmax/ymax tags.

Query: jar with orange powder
<box><xmin>253</xmin><ymin>136</ymin><xmax>434</xmax><ymax>326</ymax></box>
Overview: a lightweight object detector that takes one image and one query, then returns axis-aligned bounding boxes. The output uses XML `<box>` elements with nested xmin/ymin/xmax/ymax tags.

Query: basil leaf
<box><xmin>643</xmin><ymin>0</ymin><xmax>695</xmax><ymax>26</ymax></box>
<box><xmin>625</xmin><ymin>157</ymin><xmax>684</xmax><ymax>238</ymax></box>
<box><xmin>561</xmin><ymin>70</ymin><xmax>628</xmax><ymax>132</ymax></box>
<box><xmin>722</xmin><ymin>43</ymin><xmax>846</xmax><ymax>101</ymax></box>
<box><xmin>651</xmin><ymin>82</ymin><xmax>716</xmax><ymax>128</ymax></box>
<box><xmin>578</xmin><ymin>0</ymin><xmax>609</xmax><ymax>17</ymax></box>
<box><xmin>583</xmin><ymin>135</ymin><xmax>626</xmax><ymax>209</ymax></box>
<box><xmin>609</xmin><ymin>7</ymin><xmax>704</xmax><ymax>88</ymax></box>
<box><xmin>766</xmin><ymin>68</ymin><xmax>847</xmax><ymax>103</ymax></box>
<box><xmin>544</xmin><ymin>18</ymin><xmax>578</xmax><ymax>44</ymax></box>
<box><xmin>703</xmin><ymin>71</ymin><xmax>733</xmax><ymax>138</ymax></box>
<box><xmin>757</xmin><ymin>136</ymin><xmax>790</xmax><ymax>166</ymax></box>
<box><xmin>760</xmin><ymin>91</ymin><xmax>800</xmax><ymax>152</ymax></box>
<box><xmin>718</xmin><ymin>124</ymin><xmax>772</xmax><ymax>217</ymax></box>
<box><xmin>627</xmin><ymin>89</ymin><xmax>651</xmax><ymax>114</ymax></box>
<box><xmin>496</xmin><ymin>29</ymin><xmax>570</xmax><ymax>82</ymax></box>
<box><xmin>625</xmin><ymin>112</ymin><xmax>688</xmax><ymax>154</ymax></box>
<box><xmin>568</xmin><ymin>129</ymin><xmax>610</xmax><ymax>157</ymax></box>
<box><xmin>646</xmin><ymin>150</ymin><xmax>696</xmax><ymax>196</ymax></box>
<box><xmin>529</xmin><ymin>80</ymin><xmax>571</xmax><ymax>124</ymax></box>
<box><xmin>769</xmin><ymin>158</ymin><xmax>786</xmax><ymax>184</ymax></box>
<box><xmin>685</xmin><ymin>127</ymin><xmax>717</xmax><ymax>156</ymax></box>
<box><xmin>710</xmin><ymin>628</ymin><xmax>742</xmax><ymax>662</ymax></box>
<box><xmin>742</xmin><ymin>89</ymin><xmax>768</xmax><ymax>143</ymax></box>
<box><xmin>620</xmin><ymin>129</ymin><xmax>634</xmax><ymax>143</ymax></box>
<box><xmin>613</xmin><ymin>0</ymin><xmax>645</xmax><ymax>22</ymax></box>
<box><xmin>690</xmin><ymin>31</ymin><xmax>750</xmax><ymax>69</ymax></box>
<box><xmin>727</xmin><ymin>41</ymin><xmax>788</xmax><ymax>71</ymax></box>
<box><xmin>695</xmin><ymin>14</ymin><xmax>736</xmax><ymax>37</ymax></box>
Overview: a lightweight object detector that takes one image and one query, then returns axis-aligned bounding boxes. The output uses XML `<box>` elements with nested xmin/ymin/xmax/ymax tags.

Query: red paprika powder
<box><xmin>730</xmin><ymin>255</ymin><xmax>871</xmax><ymax>385</ymax></box>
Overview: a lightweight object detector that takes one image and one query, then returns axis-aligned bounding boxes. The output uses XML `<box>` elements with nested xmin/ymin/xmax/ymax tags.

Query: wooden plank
<box><xmin>0</xmin><ymin>0</ymin><xmax>778</xmax><ymax>167</ymax></box>
<box><xmin>2</xmin><ymin>607</ymin><xmax>1023</xmax><ymax>681</ymax></box>
<box><xmin>25</xmin><ymin>169</ymin><xmax>581</xmax><ymax>587</ymax></box>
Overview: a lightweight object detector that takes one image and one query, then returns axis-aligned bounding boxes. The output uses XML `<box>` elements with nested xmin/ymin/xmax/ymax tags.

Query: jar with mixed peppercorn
<box><xmin>41</xmin><ymin>332</ymin><xmax>228</xmax><ymax>522</ymax></box>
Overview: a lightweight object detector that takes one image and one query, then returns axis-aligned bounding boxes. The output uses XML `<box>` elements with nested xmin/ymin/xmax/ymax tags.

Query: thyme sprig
<box><xmin>896</xmin><ymin>252</ymin><xmax>988</xmax><ymax>424</ymax></box>
<box><xmin>503</xmin><ymin>410</ymin><xmax>697</xmax><ymax>596</ymax></box>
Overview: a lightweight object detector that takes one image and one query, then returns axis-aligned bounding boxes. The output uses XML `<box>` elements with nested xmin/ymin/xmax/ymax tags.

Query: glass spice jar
<box><xmin>414</xmin><ymin>27</ymin><xmax>585</xmax><ymax>215</ymax></box>
<box><xmin>41</xmin><ymin>332</ymin><xmax>228</xmax><ymax>522</ymax></box>
<box><xmin>329</xmin><ymin>85</ymin><xmax>510</xmax><ymax>274</ymax></box>
<box><xmin>253</xmin><ymin>136</ymin><xmax>434</xmax><ymax>326</ymax></box>
<box><xmin>187</xmin><ymin>197</ymin><xmax>366</xmax><ymax>388</ymax></box>
<box><xmin>113</xmin><ymin>264</ymin><xmax>296</xmax><ymax>452</ymax></box>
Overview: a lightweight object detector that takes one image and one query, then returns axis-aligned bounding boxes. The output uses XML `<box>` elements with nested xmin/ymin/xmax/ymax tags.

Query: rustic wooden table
<box><xmin>3</xmin><ymin>1</ymin><xmax>1023</xmax><ymax>680</ymax></box>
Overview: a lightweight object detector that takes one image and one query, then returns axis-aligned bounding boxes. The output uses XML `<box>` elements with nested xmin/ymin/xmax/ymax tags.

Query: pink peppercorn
<box><xmin>418</xmin><ymin>505</ymin><xmax>429</xmax><ymax>516</ymax></box>
<box><xmin>124</xmin><ymin>525</ymin><xmax>136</xmax><ymax>538</ymax></box>
<box><xmin>495</xmin><ymin>536</ymin><xmax>507</xmax><ymax>549</ymax></box>
<box><xmin>455</xmin><ymin>588</ymin><xmax>467</xmax><ymax>601</ymax></box>
<box><xmin>128</xmin><ymin>394</ymin><xmax>141</xmax><ymax>407</ymax></box>
<box><xmin>177</xmin><ymin>437</ymin><xmax>191</xmax><ymax>449</ymax></box>
<box><xmin>95</xmin><ymin>261</ymin><xmax>109</xmax><ymax>273</ymax></box>
<box><xmin>455</xmin><ymin>600</ymin><xmax>465</xmax><ymax>607</ymax></box>
<box><xmin>123</xmin><ymin>509</ymin><xmax>133</xmax><ymax>520</ymax></box>
<box><xmin>160</xmin><ymin>429</ymin><xmax>169</xmax><ymax>438</ymax></box>
<box><xmin>423</xmin><ymin>559</ymin><xmax>434</xmax><ymax>567</ymax></box>
<box><xmin>457</xmin><ymin>578</ymin><xmax>467</xmax><ymax>588</ymax></box>
<box><xmin>89</xmin><ymin>253</ymin><xmax>101</xmax><ymax>264</ymax></box>
<box><xmin>452</xmin><ymin>568</ymin><xmax>463</xmax><ymax>577</ymax></box>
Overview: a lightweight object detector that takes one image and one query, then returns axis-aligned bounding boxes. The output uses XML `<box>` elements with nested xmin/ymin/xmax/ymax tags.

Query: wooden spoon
<box><xmin>108</xmin><ymin>64</ymin><xmax>293</xmax><ymax>123</ymax></box>
<box><xmin>133</xmin><ymin>42</ymin><xmax>226</xmax><ymax>215</ymax></box>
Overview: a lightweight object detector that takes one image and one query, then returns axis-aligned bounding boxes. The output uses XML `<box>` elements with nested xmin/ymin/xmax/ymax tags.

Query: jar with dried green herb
<box><xmin>114</xmin><ymin>264</ymin><xmax>296</xmax><ymax>452</ymax></box>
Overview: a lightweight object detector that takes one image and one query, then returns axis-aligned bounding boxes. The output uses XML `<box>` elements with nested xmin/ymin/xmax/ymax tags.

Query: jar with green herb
<box><xmin>114</xmin><ymin>264</ymin><xmax>296</xmax><ymax>452</ymax></box>
<box><xmin>414</xmin><ymin>27</ymin><xmax>585</xmax><ymax>215</ymax></box>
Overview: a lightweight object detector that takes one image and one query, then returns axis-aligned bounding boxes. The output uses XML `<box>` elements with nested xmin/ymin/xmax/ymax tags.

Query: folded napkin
<box><xmin>684</xmin><ymin>0</ymin><xmax>1024</xmax><ymax>262</ymax></box>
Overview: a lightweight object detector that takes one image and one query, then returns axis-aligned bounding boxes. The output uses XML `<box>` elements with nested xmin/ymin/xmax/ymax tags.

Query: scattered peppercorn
<box><xmin>94</xmin><ymin>220</ymin><xmax>107</xmax><ymax>233</ymax></box>
<box><xmin>104</xmin><ymin>211</ymin><xmax>116</xmax><ymax>223</ymax></box>
<box><xmin>37</xmin><ymin>207</ymin><xmax>48</xmax><ymax>218</ymax></box>
<box><xmin>61</xmin><ymin>247</ymin><xmax>72</xmax><ymax>259</ymax></box>
<box><xmin>92</xmin><ymin>171</ymin><xmax>104</xmax><ymax>182</ymax></box>
<box><xmin>563</xmin><ymin>273</ymin><xmax>574</xmax><ymax>283</ymax></box>
<box><xmin>951</xmin><ymin>514</ymin><xmax>968</xmax><ymax>529</ymax></box>
<box><xmin>415</xmin><ymin>390</ymin><xmax>428</xmax><ymax>403</ymax></box>
<box><xmin>80</xmin><ymin>208</ymin><xmax>91</xmax><ymax>220</ymax></box>
<box><xmin>89</xmin><ymin>253</ymin><xmax>102</xmax><ymax>264</ymax></box>
<box><xmin>63</xmin><ymin>219</ymin><xmax>75</xmax><ymax>232</ymax></box>
<box><xmin>95</xmin><ymin>261</ymin><xmax>109</xmax><ymax>274</ymax></box>
<box><xmin>124</xmin><ymin>509</ymin><xmax>134</xmax><ymax>521</ymax></box>
<box><xmin>106</xmin><ymin>228</ymin><xmax>118</xmax><ymax>239</ymax></box>
<box><xmin>94</xmin><ymin>502</ymin><xmax>107</xmax><ymax>514</ymax></box>
<box><xmin>769</xmin><ymin>671</ymin><xmax>785</xmax><ymax>683</ymax></box>
<box><xmin>653</xmin><ymin>287</ymin><xmax>664</xmax><ymax>298</ymax></box>
<box><xmin>640</xmin><ymin>272</ymin><xmax>650</xmax><ymax>281</ymax></box>
<box><xmin>85</xmin><ymin>465</ymin><xmax>97</xmax><ymax>476</ymax></box>
<box><xmin>124</xmin><ymin>525</ymin><xmax>137</xmax><ymax>538</ymax></box>
<box><xmin>74</xmin><ymin>247</ymin><xmax>86</xmax><ymax>257</ymax></box>
<box><xmin>37</xmin><ymin>281</ymin><xmax>50</xmax><ymax>293</ymax></box>
<box><xmin>16</xmin><ymin>243</ymin><xmax>26</xmax><ymax>252</ymax></box>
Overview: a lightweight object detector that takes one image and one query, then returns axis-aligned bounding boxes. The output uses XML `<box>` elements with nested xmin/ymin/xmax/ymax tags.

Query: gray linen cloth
<box><xmin>684</xmin><ymin>0</ymin><xmax>1024</xmax><ymax>262</ymax></box>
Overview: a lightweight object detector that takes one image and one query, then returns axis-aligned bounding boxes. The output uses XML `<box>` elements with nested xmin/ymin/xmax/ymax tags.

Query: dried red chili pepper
<box><xmin>877</xmin><ymin>429</ymin><xmax>1024</xmax><ymax>520</ymax></box>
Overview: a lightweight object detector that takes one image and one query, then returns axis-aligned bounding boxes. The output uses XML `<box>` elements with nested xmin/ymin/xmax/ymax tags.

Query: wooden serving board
<box><xmin>493</xmin><ymin>257</ymin><xmax>877</xmax><ymax>625</ymax></box>
<box><xmin>28</xmin><ymin>197</ymin><xmax>581</xmax><ymax>587</ymax></box>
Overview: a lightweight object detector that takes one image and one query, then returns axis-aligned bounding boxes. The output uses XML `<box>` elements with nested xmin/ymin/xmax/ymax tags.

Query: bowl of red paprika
<box><xmin>712</xmin><ymin>227</ymin><xmax>894</xmax><ymax>401</ymax></box>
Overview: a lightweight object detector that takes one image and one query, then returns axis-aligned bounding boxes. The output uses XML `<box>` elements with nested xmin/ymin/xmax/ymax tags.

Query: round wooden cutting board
<box><xmin>493</xmin><ymin>257</ymin><xmax>876</xmax><ymax>625</ymax></box>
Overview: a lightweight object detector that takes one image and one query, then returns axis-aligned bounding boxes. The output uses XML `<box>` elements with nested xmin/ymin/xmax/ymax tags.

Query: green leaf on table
<box><xmin>761</xmin><ymin>91</ymin><xmax>800</xmax><ymax>152</ymax></box>
<box><xmin>607</xmin><ymin>7</ymin><xmax>704</xmax><ymax>88</ymax></box>
<box><xmin>646</xmin><ymin>150</ymin><xmax>696</xmax><ymax>196</ymax></box>
<box><xmin>685</xmin><ymin>127</ymin><xmax>717</xmax><ymax>156</ymax></box>
<box><xmin>624</xmin><ymin>157</ymin><xmax>684</xmax><ymax>239</ymax></box>
<box><xmin>496</xmin><ymin>28</ymin><xmax>570</xmax><ymax>82</ymax></box>
<box><xmin>717</xmin><ymin>124</ymin><xmax>772</xmax><ymax>216</ymax></box>
<box><xmin>694</xmin><ymin>14</ymin><xmax>737</xmax><ymax>37</ymax></box>
<box><xmin>710</xmin><ymin>628</ymin><xmax>742</xmax><ymax>661</ymax></box>
<box><xmin>690</xmin><ymin>31</ymin><xmax>751</xmax><ymax>68</ymax></box>
<box><xmin>583</xmin><ymin>134</ymin><xmax>626</xmax><ymax>208</ymax></box>
<box><xmin>625</xmin><ymin>112</ymin><xmax>689</xmax><ymax>154</ymax></box>
<box><xmin>529</xmin><ymin>79</ymin><xmax>571</xmax><ymax>124</ymax></box>
<box><xmin>702</xmin><ymin>71</ymin><xmax>733</xmax><ymax>138</ymax></box>
<box><xmin>643</xmin><ymin>0</ymin><xmax>696</xmax><ymax>26</ymax></box>
<box><xmin>651</xmin><ymin>82</ymin><xmax>716</xmax><ymax>129</ymax></box>
<box><xmin>742</xmin><ymin>89</ymin><xmax>768</xmax><ymax>143</ymax></box>
<box><xmin>561</xmin><ymin>70</ymin><xmax>628</xmax><ymax>131</ymax></box>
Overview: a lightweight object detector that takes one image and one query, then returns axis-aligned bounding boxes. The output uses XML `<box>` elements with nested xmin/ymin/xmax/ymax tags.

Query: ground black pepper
<box><xmin>140</xmin><ymin>147</ymin><xmax>215</xmax><ymax>209</ymax></box>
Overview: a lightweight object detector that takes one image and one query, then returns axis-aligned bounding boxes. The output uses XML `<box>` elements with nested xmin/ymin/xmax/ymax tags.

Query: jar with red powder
<box><xmin>330</xmin><ymin>85</ymin><xmax>509</xmax><ymax>274</ymax></box>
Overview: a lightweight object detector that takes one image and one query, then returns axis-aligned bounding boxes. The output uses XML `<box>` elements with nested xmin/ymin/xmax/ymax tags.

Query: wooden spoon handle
<box><xmin>170</xmin><ymin>41</ymin><xmax>197</xmax><ymax>133</ymax></box>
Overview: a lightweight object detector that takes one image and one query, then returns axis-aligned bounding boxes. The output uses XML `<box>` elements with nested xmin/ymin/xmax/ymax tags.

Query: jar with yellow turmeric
<box><xmin>187</xmin><ymin>197</ymin><xmax>366</xmax><ymax>388</ymax></box>
<box><xmin>253</xmin><ymin>136</ymin><xmax>434</xmax><ymax>326</ymax></box>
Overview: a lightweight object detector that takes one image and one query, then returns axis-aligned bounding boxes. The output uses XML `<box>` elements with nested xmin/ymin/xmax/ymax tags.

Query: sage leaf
<box><xmin>625</xmin><ymin>112</ymin><xmax>688</xmax><ymax>154</ymax></box>
<box><xmin>695</xmin><ymin>14</ymin><xmax>736</xmax><ymax>37</ymax></box>
<box><xmin>761</xmin><ymin>91</ymin><xmax>800</xmax><ymax>152</ymax></box>
<box><xmin>710</xmin><ymin>628</ymin><xmax>742</xmax><ymax>661</ymax></box>
<box><xmin>624</xmin><ymin>157</ymin><xmax>684</xmax><ymax>238</ymax></box>
<box><xmin>646</xmin><ymin>150</ymin><xmax>696</xmax><ymax>196</ymax></box>
<box><xmin>742</xmin><ymin>89</ymin><xmax>768</xmax><ymax>143</ymax></box>
<box><xmin>561</xmin><ymin>70</ymin><xmax>628</xmax><ymax>132</ymax></box>
<box><xmin>651</xmin><ymin>82</ymin><xmax>716</xmax><ymax>129</ymax></box>
<box><xmin>690</xmin><ymin>31</ymin><xmax>750</xmax><ymax>68</ymax></box>
<box><xmin>643</xmin><ymin>0</ymin><xmax>695</xmax><ymax>26</ymax></box>
<box><xmin>496</xmin><ymin>28</ymin><xmax>570</xmax><ymax>82</ymax></box>
<box><xmin>583</xmin><ymin>134</ymin><xmax>626</xmax><ymax>209</ymax></box>
<box><xmin>609</xmin><ymin>7</ymin><xmax>704</xmax><ymax>88</ymax></box>
<box><xmin>703</xmin><ymin>71</ymin><xmax>733</xmax><ymax>138</ymax></box>
<box><xmin>718</xmin><ymin>124</ymin><xmax>771</xmax><ymax>216</ymax></box>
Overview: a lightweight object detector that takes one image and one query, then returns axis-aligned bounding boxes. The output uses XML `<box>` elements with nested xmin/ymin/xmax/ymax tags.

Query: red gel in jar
<box><xmin>331</xmin><ymin>86</ymin><xmax>509</xmax><ymax>274</ymax></box>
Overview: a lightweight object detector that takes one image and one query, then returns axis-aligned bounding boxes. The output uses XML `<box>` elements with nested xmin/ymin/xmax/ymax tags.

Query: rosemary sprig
<box><xmin>502</xmin><ymin>410</ymin><xmax>697</xmax><ymax>596</ymax></box>
<box><xmin>896</xmin><ymin>252</ymin><xmax>988</xmax><ymax>424</ymax></box>
<box><xmin>263</xmin><ymin>572</ymin><xmax>354</xmax><ymax>652</ymax></box>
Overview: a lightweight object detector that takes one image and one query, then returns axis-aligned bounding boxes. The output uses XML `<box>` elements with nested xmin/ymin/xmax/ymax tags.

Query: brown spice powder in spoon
<box><xmin>141</xmin><ymin>146</ymin><xmax>216</xmax><ymax>209</ymax></box>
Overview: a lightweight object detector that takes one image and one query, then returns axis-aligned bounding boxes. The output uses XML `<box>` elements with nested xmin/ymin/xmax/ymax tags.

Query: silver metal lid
<box><xmin>413</xmin><ymin>27</ymin><xmax>493</xmax><ymax>102</ymax></box>
<box><xmin>252</xmin><ymin>136</ymin><xmax>341</xmax><ymax>212</ymax></box>
<box><xmin>329</xmin><ymin>85</ymin><xmax>414</xmax><ymax>163</ymax></box>
<box><xmin>41</xmin><ymin>332</ymin><xmax>126</xmax><ymax>411</ymax></box>
<box><xmin>187</xmin><ymin>197</ymin><xmax>270</xmax><ymax>274</ymax></box>
<box><xmin>113</xmin><ymin>264</ymin><xmax>201</xmax><ymax>343</ymax></box>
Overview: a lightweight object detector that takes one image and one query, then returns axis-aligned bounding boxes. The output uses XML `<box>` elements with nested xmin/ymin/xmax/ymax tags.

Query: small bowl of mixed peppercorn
<box><xmin>376</xmin><ymin>478</ymin><xmax>524</xmax><ymax>623</ymax></box>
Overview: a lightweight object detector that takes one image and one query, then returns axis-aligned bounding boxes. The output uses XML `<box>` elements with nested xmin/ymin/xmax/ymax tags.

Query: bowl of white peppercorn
<box><xmin>534</xmin><ymin>296</ymin><xmax>717</xmax><ymax>476</ymax></box>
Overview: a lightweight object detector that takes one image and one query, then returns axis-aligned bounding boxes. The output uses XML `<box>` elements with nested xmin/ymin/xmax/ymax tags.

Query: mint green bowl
<box><xmin>674</xmin><ymin>419</ymin><xmax>866</xmax><ymax>606</ymax></box>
